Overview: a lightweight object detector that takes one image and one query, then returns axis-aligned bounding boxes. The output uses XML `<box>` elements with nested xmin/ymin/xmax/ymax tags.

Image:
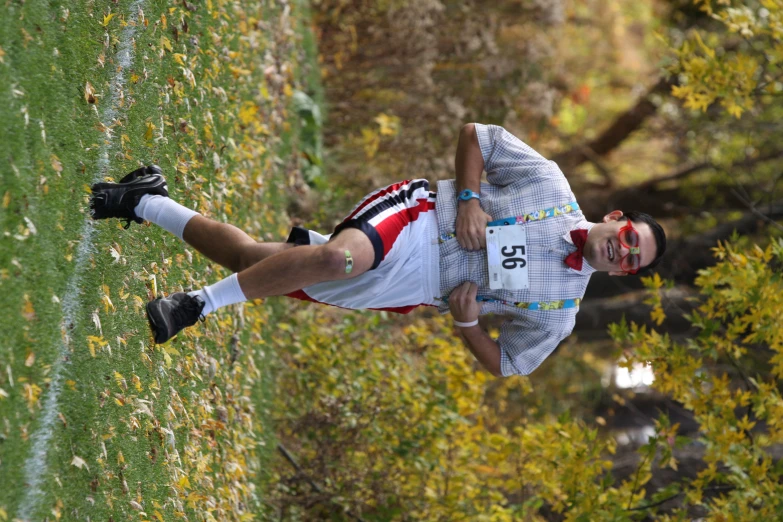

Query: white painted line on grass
<box><xmin>16</xmin><ymin>1</ymin><xmax>146</xmax><ymax>519</ymax></box>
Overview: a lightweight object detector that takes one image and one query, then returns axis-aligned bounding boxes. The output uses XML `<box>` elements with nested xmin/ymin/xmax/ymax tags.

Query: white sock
<box><xmin>188</xmin><ymin>273</ymin><xmax>247</xmax><ymax>316</ymax></box>
<box><xmin>134</xmin><ymin>194</ymin><xmax>199</xmax><ymax>240</ymax></box>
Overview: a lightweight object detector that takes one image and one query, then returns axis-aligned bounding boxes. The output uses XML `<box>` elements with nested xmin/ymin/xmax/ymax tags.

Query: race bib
<box><xmin>486</xmin><ymin>226</ymin><xmax>529</xmax><ymax>290</ymax></box>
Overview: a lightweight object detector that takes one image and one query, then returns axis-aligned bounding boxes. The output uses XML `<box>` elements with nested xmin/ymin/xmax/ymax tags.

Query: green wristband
<box><xmin>345</xmin><ymin>250</ymin><xmax>354</xmax><ymax>274</ymax></box>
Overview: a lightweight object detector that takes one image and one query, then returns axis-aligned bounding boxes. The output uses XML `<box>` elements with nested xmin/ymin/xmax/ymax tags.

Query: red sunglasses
<box><xmin>618</xmin><ymin>221</ymin><xmax>641</xmax><ymax>274</ymax></box>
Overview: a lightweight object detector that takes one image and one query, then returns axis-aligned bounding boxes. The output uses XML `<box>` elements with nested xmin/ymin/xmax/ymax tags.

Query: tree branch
<box><xmin>552</xmin><ymin>77</ymin><xmax>675</xmax><ymax>172</ymax></box>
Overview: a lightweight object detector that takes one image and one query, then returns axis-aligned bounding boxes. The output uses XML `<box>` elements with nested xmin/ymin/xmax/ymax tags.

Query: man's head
<box><xmin>584</xmin><ymin>210</ymin><xmax>666</xmax><ymax>276</ymax></box>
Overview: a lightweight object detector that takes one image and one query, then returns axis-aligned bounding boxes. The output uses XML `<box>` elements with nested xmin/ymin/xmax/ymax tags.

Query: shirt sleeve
<box><xmin>497</xmin><ymin>314</ymin><xmax>575</xmax><ymax>376</ymax></box>
<box><xmin>474</xmin><ymin>123</ymin><xmax>558</xmax><ymax>188</ymax></box>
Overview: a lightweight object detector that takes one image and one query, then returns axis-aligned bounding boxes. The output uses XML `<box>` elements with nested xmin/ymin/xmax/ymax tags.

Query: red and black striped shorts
<box><xmin>285</xmin><ymin>179</ymin><xmax>440</xmax><ymax>313</ymax></box>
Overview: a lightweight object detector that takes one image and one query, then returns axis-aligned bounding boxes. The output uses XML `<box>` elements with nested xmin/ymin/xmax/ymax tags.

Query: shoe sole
<box><xmin>90</xmin><ymin>176</ymin><xmax>167</xmax><ymax>194</ymax></box>
<box><xmin>145</xmin><ymin>301</ymin><xmax>167</xmax><ymax>344</ymax></box>
<box><xmin>119</xmin><ymin>165</ymin><xmax>163</xmax><ymax>184</ymax></box>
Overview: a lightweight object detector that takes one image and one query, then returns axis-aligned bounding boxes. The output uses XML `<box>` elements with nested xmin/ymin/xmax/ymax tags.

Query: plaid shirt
<box><xmin>435</xmin><ymin>123</ymin><xmax>596</xmax><ymax>376</ymax></box>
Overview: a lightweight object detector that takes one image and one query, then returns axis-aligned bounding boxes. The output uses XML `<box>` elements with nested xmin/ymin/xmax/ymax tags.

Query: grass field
<box><xmin>0</xmin><ymin>0</ymin><xmax>319</xmax><ymax>519</ymax></box>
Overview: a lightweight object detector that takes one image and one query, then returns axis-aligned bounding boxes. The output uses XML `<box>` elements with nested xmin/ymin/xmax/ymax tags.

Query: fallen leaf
<box><xmin>23</xmin><ymin>217</ymin><xmax>36</xmax><ymax>235</ymax></box>
<box><xmin>92</xmin><ymin>309</ymin><xmax>102</xmax><ymax>335</ymax></box>
<box><xmin>102</xmin><ymin>295</ymin><xmax>114</xmax><ymax>313</ymax></box>
<box><xmin>84</xmin><ymin>81</ymin><xmax>97</xmax><ymax>104</ymax></box>
<box><xmin>101</xmin><ymin>12</ymin><xmax>116</xmax><ymax>27</ymax></box>
<box><xmin>23</xmin><ymin>383</ymin><xmax>42</xmax><ymax>411</ymax></box>
<box><xmin>71</xmin><ymin>455</ymin><xmax>89</xmax><ymax>470</ymax></box>
<box><xmin>22</xmin><ymin>294</ymin><xmax>35</xmax><ymax>321</ymax></box>
<box><xmin>144</xmin><ymin>121</ymin><xmax>156</xmax><ymax>141</ymax></box>
<box><xmin>50</xmin><ymin>154</ymin><xmax>63</xmax><ymax>173</ymax></box>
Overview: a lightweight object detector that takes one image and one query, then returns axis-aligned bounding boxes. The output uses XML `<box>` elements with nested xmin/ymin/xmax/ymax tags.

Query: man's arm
<box><xmin>458</xmin><ymin>324</ymin><xmax>502</xmax><ymax>377</ymax></box>
<box><xmin>448</xmin><ymin>281</ymin><xmax>502</xmax><ymax>377</ymax></box>
<box><xmin>455</xmin><ymin>123</ymin><xmax>484</xmax><ymax>194</ymax></box>
<box><xmin>455</xmin><ymin>124</ymin><xmax>492</xmax><ymax>251</ymax></box>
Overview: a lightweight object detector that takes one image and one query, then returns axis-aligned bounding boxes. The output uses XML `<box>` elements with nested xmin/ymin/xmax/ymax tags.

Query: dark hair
<box><xmin>619</xmin><ymin>211</ymin><xmax>666</xmax><ymax>274</ymax></box>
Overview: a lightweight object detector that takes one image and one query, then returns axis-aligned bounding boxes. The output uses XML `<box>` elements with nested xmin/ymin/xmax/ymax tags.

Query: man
<box><xmin>90</xmin><ymin>123</ymin><xmax>666</xmax><ymax>377</ymax></box>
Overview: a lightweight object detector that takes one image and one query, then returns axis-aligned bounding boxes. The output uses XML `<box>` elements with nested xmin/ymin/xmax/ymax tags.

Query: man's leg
<box><xmin>235</xmin><ymin>227</ymin><xmax>375</xmax><ymax>299</ymax></box>
<box><xmin>93</xmin><ymin>168</ymin><xmax>376</xmax><ymax>342</ymax></box>
<box><xmin>179</xmin><ymin>213</ymin><xmax>378</xmax><ymax>299</ymax></box>
<box><xmin>180</xmin><ymin>214</ymin><xmax>295</xmax><ymax>273</ymax></box>
<box><xmin>147</xmin><ymin>226</ymin><xmax>375</xmax><ymax>343</ymax></box>
<box><xmin>137</xmin><ymin>193</ymin><xmax>377</xmax><ymax>300</ymax></box>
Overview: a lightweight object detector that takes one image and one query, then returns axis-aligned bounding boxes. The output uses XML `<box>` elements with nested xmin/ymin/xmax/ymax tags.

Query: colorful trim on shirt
<box><xmin>438</xmin><ymin>295</ymin><xmax>581</xmax><ymax>311</ymax></box>
<box><xmin>438</xmin><ymin>201</ymin><xmax>580</xmax><ymax>243</ymax></box>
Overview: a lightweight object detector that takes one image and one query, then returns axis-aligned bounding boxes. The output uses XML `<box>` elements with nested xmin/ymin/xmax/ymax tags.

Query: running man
<box><xmin>90</xmin><ymin>123</ymin><xmax>666</xmax><ymax>377</ymax></box>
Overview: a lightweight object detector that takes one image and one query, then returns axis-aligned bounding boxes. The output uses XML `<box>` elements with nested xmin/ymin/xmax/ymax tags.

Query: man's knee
<box><xmin>327</xmin><ymin>228</ymin><xmax>376</xmax><ymax>275</ymax></box>
<box><xmin>318</xmin><ymin>244</ymin><xmax>358</xmax><ymax>279</ymax></box>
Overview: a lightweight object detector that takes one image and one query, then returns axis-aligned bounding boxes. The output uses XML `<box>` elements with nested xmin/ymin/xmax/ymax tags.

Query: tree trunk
<box><xmin>551</xmin><ymin>77</ymin><xmax>675</xmax><ymax>176</ymax></box>
<box><xmin>574</xmin><ymin>149</ymin><xmax>783</xmax><ymax>219</ymax></box>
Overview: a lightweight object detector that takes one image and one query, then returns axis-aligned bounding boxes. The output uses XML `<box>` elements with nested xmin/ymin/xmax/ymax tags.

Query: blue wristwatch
<box><xmin>457</xmin><ymin>189</ymin><xmax>481</xmax><ymax>202</ymax></box>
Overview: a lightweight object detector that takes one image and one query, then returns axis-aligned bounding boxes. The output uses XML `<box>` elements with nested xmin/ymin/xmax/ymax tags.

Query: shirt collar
<box><xmin>562</xmin><ymin>221</ymin><xmax>597</xmax><ymax>275</ymax></box>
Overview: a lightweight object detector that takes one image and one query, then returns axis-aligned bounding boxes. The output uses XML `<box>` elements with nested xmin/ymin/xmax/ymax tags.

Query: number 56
<box><xmin>501</xmin><ymin>245</ymin><xmax>526</xmax><ymax>269</ymax></box>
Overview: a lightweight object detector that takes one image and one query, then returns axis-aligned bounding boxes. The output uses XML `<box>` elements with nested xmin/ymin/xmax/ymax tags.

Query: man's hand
<box><xmin>449</xmin><ymin>281</ymin><xmax>502</xmax><ymax>376</ymax></box>
<box><xmin>448</xmin><ymin>281</ymin><xmax>481</xmax><ymax>323</ymax></box>
<box><xmin>456</xmin><ymin>200</ymin><xmax>492</xmax><ymax>251</ymax></box>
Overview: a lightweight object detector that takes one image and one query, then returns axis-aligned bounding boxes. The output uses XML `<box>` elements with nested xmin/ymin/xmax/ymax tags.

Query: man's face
<box><xmin>583</xmin><ymin>211</ymin><xmax>658</xmax><ymax>276</ymax></box>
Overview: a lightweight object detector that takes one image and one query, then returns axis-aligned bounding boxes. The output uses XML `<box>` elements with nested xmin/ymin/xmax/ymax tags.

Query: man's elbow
<box><xmin>461</xmin><ymin>123</ymin><xmax>476</xmax><ymax>138</ymax></box>
<box><xmin>486</xmin><ymin>363</ymin><xmax>503</xmax><ymax>378</ymax></box>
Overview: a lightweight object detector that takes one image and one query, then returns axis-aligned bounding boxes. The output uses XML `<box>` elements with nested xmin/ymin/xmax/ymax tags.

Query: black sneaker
<box><xmin>90</xmin><ymin>165</ymin><xmax>168</xmax><ymax>229</ymax></box>
<box><xmin>146</xmin><ymin>292</ymin><xmax>206</xmax><ymax>344</ymax></box>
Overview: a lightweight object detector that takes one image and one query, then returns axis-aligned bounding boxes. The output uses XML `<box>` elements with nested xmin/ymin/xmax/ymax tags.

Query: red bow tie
<box><xmin>564</xmin><ymin>229</ymin><xmax>589</xmax><ymax>271</ymax></box>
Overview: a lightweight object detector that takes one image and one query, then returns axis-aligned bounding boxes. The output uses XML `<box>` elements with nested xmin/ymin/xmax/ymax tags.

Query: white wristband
<box><xmin>454</xmin><ymin>319</ymin><xmax>479</xmax><ymax>328</ymax></box>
